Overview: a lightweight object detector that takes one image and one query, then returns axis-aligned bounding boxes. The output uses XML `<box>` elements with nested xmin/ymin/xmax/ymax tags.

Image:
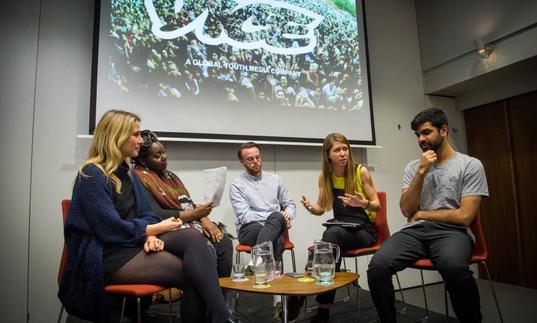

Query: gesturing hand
<box><xmin>301</xmin><ymin>195</ymin><xmax>314</xmax><ymax>213</ymax></box>
<box><xmin>338</xmin><ymin>191</ymin><xmax>368</xmax><ymax>208</ymax></box>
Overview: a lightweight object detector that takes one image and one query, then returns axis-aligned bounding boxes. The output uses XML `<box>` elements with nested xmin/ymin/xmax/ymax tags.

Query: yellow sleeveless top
<box><xmin>332</xmin><ymin>164</ymin><xmax>376</xmax><ymax>221</ymax></box>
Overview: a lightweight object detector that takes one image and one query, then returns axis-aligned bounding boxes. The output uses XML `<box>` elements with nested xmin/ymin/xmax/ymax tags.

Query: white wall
<box><xmin>2</xmin><ymin>0</ymin><xmax>440</xmax><ymax>321</ymax></box>
<box><xmin>363</xmin><ymin>0</ymin><xmax>443</xmax><ymax>288</ymax></box>
<box><xmin>27</xmin><ymin>0</ymin><xmax>96</xmax><ymax>320</ymax></box>
<box><xmin>1</xmin><ymin>0</ymin><xmax>40</xmax><ymax>322</ymax></box>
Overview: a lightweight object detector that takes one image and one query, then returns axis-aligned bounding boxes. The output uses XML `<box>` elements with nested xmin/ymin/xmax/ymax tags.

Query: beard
<box><xmin>420</xmin><ymin>138</ymin><xmax>442</xmax><ymax>152</ymax></box>
<box><xmin>245</xmin><ymin>163</ymin><xmax>262</xmax><ymax>176</ymax></box>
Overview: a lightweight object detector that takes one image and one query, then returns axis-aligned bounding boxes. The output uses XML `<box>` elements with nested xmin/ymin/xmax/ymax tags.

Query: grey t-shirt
<box><xmin>402</xmin><ymin>152</ymin><xmax>489</xmax><ymax>237</ymax></box>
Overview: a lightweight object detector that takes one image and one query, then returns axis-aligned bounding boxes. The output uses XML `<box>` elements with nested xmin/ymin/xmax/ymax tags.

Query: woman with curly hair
<box><xmin>133</xmin><ymin>130</ymin><xmax>233</xmax><ymax>279</ymax></box>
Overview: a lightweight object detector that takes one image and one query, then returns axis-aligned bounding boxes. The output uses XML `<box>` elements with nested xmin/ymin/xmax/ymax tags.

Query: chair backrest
<box><xmin>282</xmin><ymin>228</ymin><xmax>294</xmax><ymax>249</ymax></box>
<box><xmin>283</xmin><ymin>228</ymin><xmax>291</xmax><ymax>242</ymax></box>
<box><xmin>58</xmin><ymin>199</ymin><xmax>71</xmax><ymax>286</ymax></box>
<box><xmin>469</xmin><ymin>209</ymin><xmax>488</xmax><ymax>261</ymax></box>
<box><xmin>372</xmin><ymin>191</ymin><xmax>389</xmax><ymax>245</ymax></box>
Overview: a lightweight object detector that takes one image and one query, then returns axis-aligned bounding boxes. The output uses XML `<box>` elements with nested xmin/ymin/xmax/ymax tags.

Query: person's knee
<box><xmin>267</xmin><ymin>211</ymin><xmax>287</xmax><ymax>227</ymax></box>
<box><xmin>436</xmin><ymin>259</ymin><xmax>472</xmax><ymax>283</ymax></box>
<box><xmin>321</xmin><ymin>228</ymin><xmax>340</xmax><ymax>244</ymax></box>
<box><xmin>216</xmin><ymin>236</ymin><xmax>233</xmax><ymax>258</ymax></box>
<box><xmin>367</xmin><ymin>252</ymin><xmax>393</xmax><ymax>280</ymax></box>
<box><xmin>238</xmin><ymin>223</ymin><xmax>263</xmax><ymax>246</ymax></box>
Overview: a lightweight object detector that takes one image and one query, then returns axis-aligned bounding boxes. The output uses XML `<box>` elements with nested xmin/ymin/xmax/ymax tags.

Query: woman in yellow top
<box><xmin>301</xmin><ymin>132</ymin><xmax>380</xmax><ymax>323</ymax></box>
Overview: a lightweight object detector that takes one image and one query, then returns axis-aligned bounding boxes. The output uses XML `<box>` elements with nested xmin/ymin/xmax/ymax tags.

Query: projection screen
<box><xmin>91</xmin><ymin>0</ymin><xmax>375</xmax><ymax>145</ymax></box>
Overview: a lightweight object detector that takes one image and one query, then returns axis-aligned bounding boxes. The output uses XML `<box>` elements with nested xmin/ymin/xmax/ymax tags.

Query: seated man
<box><xmin>368</xmin><ymin>108</ymin><xmax>488</xmax><ymax>323</ymax></box>
<box><xmin>229</xmin><ymin>141</ymin><xmax>303</xmax><ymax>321</ymax></box>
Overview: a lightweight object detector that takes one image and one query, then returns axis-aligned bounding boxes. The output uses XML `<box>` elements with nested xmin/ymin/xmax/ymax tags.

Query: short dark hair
<box><xmin>133</xmin><ymin>130</ymin><xmax>158</xmax><ymax>164</ymax></box>
<box><xmin>411</xmin><ymin>108</ymin><xmax>448</xmax><ymax>131</ymax></box>
<box><xmin>237</xmin><ymin>142</ymin><xmax>260</xmax><ymax>160</ymax></box>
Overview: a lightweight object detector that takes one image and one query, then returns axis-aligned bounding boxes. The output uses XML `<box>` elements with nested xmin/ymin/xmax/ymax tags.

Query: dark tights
<box><xmin>111</xmin><ymin>228</ymin><xmax>230</xmax><ymax>323</ymax></box>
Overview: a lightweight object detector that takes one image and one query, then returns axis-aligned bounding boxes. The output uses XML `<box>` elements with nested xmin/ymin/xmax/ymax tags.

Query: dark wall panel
<box><xmin>507</xmin><ymin>92</ymin><xmax>537</xmax><ymax>288</ymax></box>
<box><xmin>464</xmin><ymin>101</ymin><xmax>522</xmax><ymax>285</ymax></box>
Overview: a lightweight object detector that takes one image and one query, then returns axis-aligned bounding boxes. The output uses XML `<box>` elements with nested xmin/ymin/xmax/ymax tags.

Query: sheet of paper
<box><xmin>203</xmin><ymin>166</ymin><xmax>227</xmax><ymax>207</ymax></box>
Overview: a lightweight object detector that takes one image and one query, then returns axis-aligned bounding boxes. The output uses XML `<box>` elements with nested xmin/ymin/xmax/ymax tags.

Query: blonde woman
<box><xmin>301</xmin><ymin>133</ymin><xmax>380</xmax><ymax>323</ymax></box>
<box><xmin>58</xmin><ymin>110</ymin><xmax>232</xmax><ymax>323</ymax></box>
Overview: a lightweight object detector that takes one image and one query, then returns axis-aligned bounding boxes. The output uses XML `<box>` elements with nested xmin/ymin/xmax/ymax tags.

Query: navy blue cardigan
<box><xmin>58</xmin><ymin>164</ymin><xmax>160</xmax><ymax>322</ymax></box>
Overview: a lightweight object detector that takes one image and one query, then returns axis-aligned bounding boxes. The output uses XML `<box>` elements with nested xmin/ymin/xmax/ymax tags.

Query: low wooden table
<box><xmin>220</xmin><ymin>272</ymin><xmax>359</xmax><ymax>323</ymax></box>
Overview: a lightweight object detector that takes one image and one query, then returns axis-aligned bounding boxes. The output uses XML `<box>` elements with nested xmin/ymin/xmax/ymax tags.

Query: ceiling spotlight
<box><xmin>474</xmin><ymin>39</ymin><xmax>494</xmax><ymax>59</ymax></box>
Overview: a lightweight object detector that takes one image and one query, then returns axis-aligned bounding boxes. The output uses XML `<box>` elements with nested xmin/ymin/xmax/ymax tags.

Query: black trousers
<box><xmin>316</xmin><ymin>225</ymin><xmax>376</xmax><ymax>305</ymax></box>
<box><xmin>208</xmin><ymin>235</ymin><xmax>233</xmax><ymax>278</ymax></box>
<box><xmin>367</xmin><ymin>221</ymin><xmax>481</xmax><ymax>323</ymax></box>
<box><xmin>238</xmin><ymin>212</ymin><xmax>287</xmax><ymax>261</ymax></box>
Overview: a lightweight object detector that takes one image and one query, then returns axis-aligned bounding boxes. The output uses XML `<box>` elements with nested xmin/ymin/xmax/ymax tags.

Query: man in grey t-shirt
<box><xmin>368</xmin><ymin>108</ymin><xmax>488</xmax><ymax>323</ymax></box>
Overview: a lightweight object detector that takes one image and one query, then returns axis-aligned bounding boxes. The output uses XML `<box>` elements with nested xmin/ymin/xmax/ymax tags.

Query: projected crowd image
<box><xmin>106</xmin><ymin>0</ymin><xmax>366</xmax><ymax>111</ymax></box>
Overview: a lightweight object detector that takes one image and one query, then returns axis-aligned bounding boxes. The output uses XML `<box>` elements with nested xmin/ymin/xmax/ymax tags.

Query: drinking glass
<box><xmin>232</xmin><ymin>263</ymin><xmax>247</xmax><ymax>282</ymax></box>
<box><xmin>317</xmin><ymin>263</ymin><xmax>335</xmax><ymax>285</ymax></box>
<box><xmin>273</xmin><ymin>260</ymin><xmax>282</xmax><ymax>278</ymax></box>
<box><xmin>254</xmin><ymin>263</ymin><xmax>268</xmax><ymax>287</ymax></box>
<box><xmin>305</xmin><ymin>251</ymin><xmax>314</xmax><ymax>275</ymax></box>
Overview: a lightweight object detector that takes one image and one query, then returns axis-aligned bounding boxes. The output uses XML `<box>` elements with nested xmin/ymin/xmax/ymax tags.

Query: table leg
<box><xmin>282</xmin><ymin>295</ymin><xmax>288</xmax><ymax>323</ymax></box>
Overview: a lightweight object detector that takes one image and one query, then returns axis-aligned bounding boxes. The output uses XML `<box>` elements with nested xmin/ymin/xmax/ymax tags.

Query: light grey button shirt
<box><xmin>229</xmin><ymin>171</ymin><xmax>296</xmax><ymax>232</ymax></box>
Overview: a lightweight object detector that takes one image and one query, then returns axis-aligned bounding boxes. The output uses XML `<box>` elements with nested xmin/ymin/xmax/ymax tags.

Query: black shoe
<box><xmin>283</xmin><ymin>296</ymin><xmax>305</xmax><ymax>322</ymax></box>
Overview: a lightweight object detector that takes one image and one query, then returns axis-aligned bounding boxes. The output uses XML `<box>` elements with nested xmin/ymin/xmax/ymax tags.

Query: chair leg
<box><xmin>57</xmin><ymin>305</ymin><xmax>64</xmax><ymax>323</ymax></box>
<box><xmin>419</xmin><ymin>269</ymin><xmax>430</xmax><ymax>321</ymax></box>
<box><xmin>169</xmin><ymin>289</ymin><xmax>173</xmax><ymax>323</ymax></box>
<box><xmin>444</xmin><ymin>282</ymin><xmax>449</xmax><ymax>321</ymax></box>
<box><xmin>137</xmin><ymin>297</ymin><xmax>143</xmax><ymax>323</ymax></box>
<box><xmin>481</xmin><ymin>261</ymin><xmax>504</xmax><ymax>323</ymax></box>
<box><xmin>290</xmin><ymin>249</ymin><xmax>297</xmax><ymax>272</ymax></box>
<box><xmin>395</xmin><ymin>273</ymin><xmax>407</xmax><ymax>313</ymax></box>
<box><xmin>120</xmin><ymin>297</ymin><xmax>127</xmax><ymax>323</ymax></box>
<box><xmin>354</xmin><ymin>257</ymin><xmax>360</xmax><ymax>322</ymax></box>
<box><xmin>341</xmin><ymin>258</ymin><xmax>351</xmax><ymax>303</ymax></box>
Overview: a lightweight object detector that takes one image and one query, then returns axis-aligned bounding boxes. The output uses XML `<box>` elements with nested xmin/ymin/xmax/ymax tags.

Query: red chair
<box><xmin>305</xmin><ymin>192</ymin><xmax>406</xmax><ymax>318</ymax></box>
<box><xmin>235</xmin><ymin>229</ymin><xmax>297</xmax><ymax>272</ymax></box>
<box><xmin>410</xmin><ymin>210</ymin><xmax>503</xmax><ymax>322</ymax></box>
<box><xmin>57</xmin><ymin>199</ymin><xmax>176</xmax><ymax>323</ymax></box>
